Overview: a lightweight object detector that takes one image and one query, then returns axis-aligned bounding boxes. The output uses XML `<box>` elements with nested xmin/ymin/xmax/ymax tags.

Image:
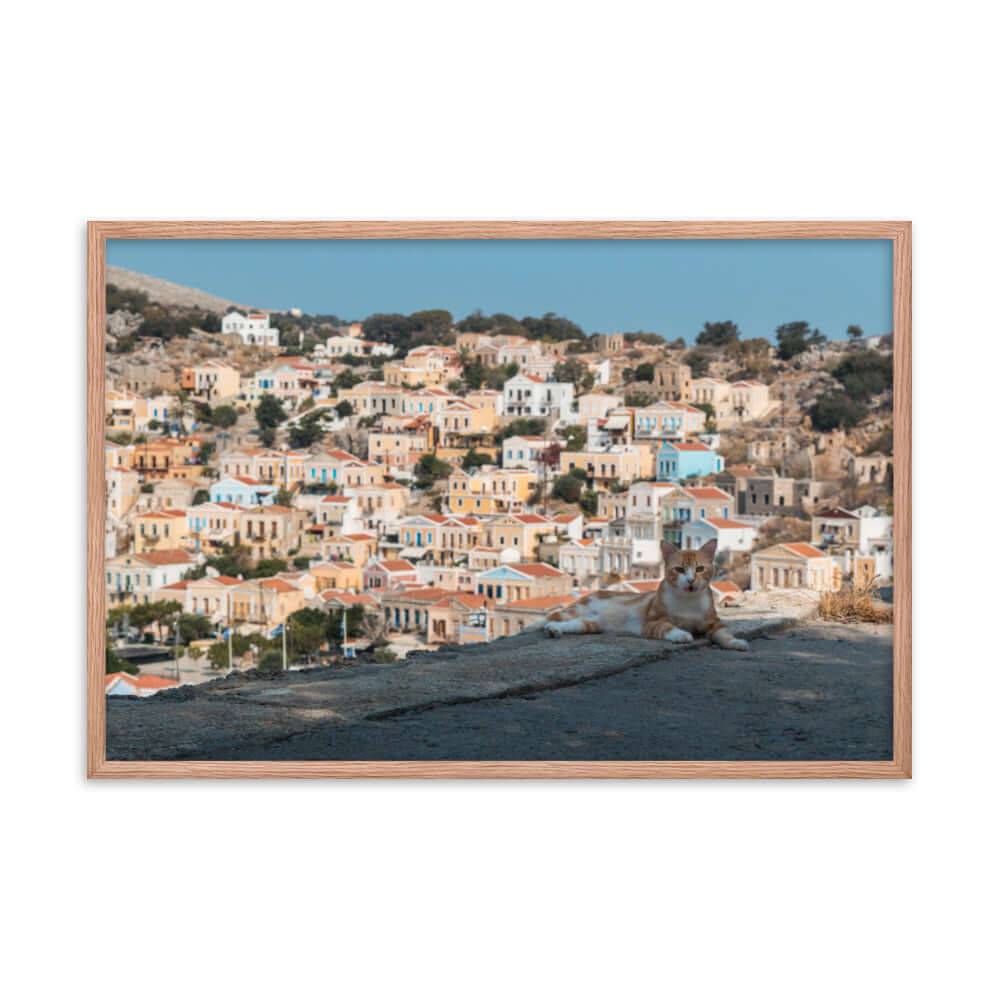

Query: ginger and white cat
<box><xmin>542</xmin><ymin>539</ymin><xmax>749</xmax><ymax>651</ymax></box>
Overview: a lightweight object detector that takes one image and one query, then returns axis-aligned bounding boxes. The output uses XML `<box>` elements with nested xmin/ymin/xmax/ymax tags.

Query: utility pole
<box><xmin>227</xmin><ymin>589</ymin><xmax>233</xmax><ymax>672</ymax></box>
<box><xmin>282</xmin><ymin>615</ymin><xmax>288</xmax><ymax>671</ymax></box>
<box><xmin>173</xmin><ymin>617</ymin><xmax>181</xmax><ymax>681</ymax></box>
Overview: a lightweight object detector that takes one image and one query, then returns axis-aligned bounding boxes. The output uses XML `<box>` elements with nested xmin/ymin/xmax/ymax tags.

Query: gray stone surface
<box><xmin>106</xmin><ymin>597</ymin><xmax>893</xmax><ymax>762</ymax></box>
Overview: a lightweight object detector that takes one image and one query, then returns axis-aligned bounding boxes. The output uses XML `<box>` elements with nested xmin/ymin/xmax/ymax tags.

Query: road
<box><xmin>180</xmin><ymin>621</ymin><xmax>892</xmax><ymax>762</ymax></box>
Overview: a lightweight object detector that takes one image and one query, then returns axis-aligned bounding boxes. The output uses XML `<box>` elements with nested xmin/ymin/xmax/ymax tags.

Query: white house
<box><xmin>501</xmin><ymin>435</ymin><xmax>563</xmax><ymax>475</ymax></box>
<box><xmin>811</xmin><ymin>505</ymin><xmax>893</xmax><ymax>581</ymax></box>
<box><xmin>503</xmin><ymin>374</ymin><xmax>575</xmax><ymax>424</ymax></box>
<box><xmin>323</xmin><ymin>335</ymin><xmax>394</xmax><ymax>359</ymax></box>
<box><xmin>106</xmin><ymin>673</ymin><xmax>181</xmax><ymax>697</ymax></box>
<box><xmin>222</xmin><ymin>310</ymin><xmax>279</xmax><ymax>347</ymax></box>
<box><xmin>557</xmin><ymin>538</ymin><xmax>602</xmax><ymax>585</ymax></box>
<box><xmin>680</xmin><ymin>517</ymin><xmax>758</xmax><ymax>554</ymax></box>
<box><xmin>106</xmin><ymin>549</ymin><xmax>200</xmax><ymax>607</ymax></box>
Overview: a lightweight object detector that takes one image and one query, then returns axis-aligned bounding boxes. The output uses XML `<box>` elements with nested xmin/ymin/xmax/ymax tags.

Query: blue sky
<box><xmin>107</xmin><ymin>238</ymin><xmax>893</xmax><ymax>344</ymax></box>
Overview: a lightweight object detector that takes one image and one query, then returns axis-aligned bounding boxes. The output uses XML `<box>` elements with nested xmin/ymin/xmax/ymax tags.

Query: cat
<box><xmin>541</xmin><ymin>538</ymin><xmax>749</xmax><ymax>651</ymax></box>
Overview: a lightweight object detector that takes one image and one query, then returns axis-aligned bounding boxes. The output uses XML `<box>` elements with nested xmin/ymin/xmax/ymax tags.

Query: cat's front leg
<box><xmin>643</xmin><ymin>618</ymin><xmax>693</xmax><ymax>643</ymax></box>
<box><xmin>710</xmin><ymin>626</ymin><xmax>749</xmax><ymax>652</ymax></box>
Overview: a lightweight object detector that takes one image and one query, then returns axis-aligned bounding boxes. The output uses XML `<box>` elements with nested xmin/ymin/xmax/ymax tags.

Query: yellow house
<box><xmin>309</xmin><ymin>561</ymin><xmax>363</xmax><ymax>593</ymax></box>
<box><xmin>131</xmin><ymin>437</ymin><xmax>203</xmax><ymax>480</ymax></box>
<box><xmin>446</xmin><ymin>467</ymin><xmax>535</xmax><ymax>515</ymax></box>
<box><xmin>383</xmin><ymin>361</ymin><xmax>456</xmax><ymax>388</ymax></box>
<box><xmin>750</xmin><ymin>542</ymin><xmax>839</xmax><ymax>592</ymax></box>
<box><xmin>440</xmin><ymin>399</ymin><xmax>498</xmax><ymax>438</ymax></box>
<box><xmin>240</xmin><ymin>505</ymin><xmax>308</xmax><ymax>561</ymax></box>
<box><xmin>230</xmin><ymin>577</ymin><xmax>307</xmax><ymax>632</ymax></box>
<box><xmin>482</xmin><ymin>513</ymin><xmax>553</xmax><ymax>559</ymax></box>
<box><xmin>321</xmin><ymin>532</ymin><xmax>378</xmax><ymax>566</ymax></box>
<box><xmin>135</xmin><ymin>508</ymin><xmax>188</xmax><ymax>552</ymax></box>
<box><xmin>367</xmin><ymin>428</ymin><xmax>433</xmax><ymax>472</ymax></box>
<box><xmin>187</xmin><ymin>360</ymin><xmax>240</xmax><ymax>400</ymax></box>
<box><xmin>559</xmin><ymin>448</ymin><xmax>641</xmax><ymax>486</ymax></box>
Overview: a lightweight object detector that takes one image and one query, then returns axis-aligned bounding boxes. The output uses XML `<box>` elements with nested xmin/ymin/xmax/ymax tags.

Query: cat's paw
<box><xmin>665</xmin><ymin>627</ymin><xmax>693</xmax><ymax>643</ymax></box>
<box><xmin>726</xmin><ymin>638</ymin><xmax>750</xmax><ymax>652</ymax></box>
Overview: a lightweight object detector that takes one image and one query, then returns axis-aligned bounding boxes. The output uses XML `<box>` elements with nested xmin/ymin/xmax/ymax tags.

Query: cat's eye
<box><xmin>695</xmin><ymin>566</ymin><xmax>705</xmax><ymax>573</ymax></box>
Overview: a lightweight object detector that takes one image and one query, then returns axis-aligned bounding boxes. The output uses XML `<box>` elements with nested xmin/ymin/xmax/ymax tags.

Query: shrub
<box><xmin>809</xmin><ymin>391</ymin><xmax>865</xmax><ymax>431</ymax></box>
<box><xmin>831</xmin><ymin>350</ymin><xmax>892</xmax><ymax>401</ymax></box>
<box><xmin>258</xmin><ymin>651</ymin><xmax>285</xmax><ymax>673</ymax></box>
<box><xmin>552</xmin><ymin>474</ymin><xmax>583</xmax><ymax>503</ymax></box>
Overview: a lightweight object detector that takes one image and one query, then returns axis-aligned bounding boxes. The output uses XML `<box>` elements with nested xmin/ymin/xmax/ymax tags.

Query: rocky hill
<box><xmin>106</xmin><ymin>265</ymin><xmax>249</xmax><ymax>313</ymax></box>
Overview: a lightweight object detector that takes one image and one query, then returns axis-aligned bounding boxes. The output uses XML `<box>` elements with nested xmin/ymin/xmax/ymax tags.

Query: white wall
<box><xmin>9</xmin><ymin>8</ymin><xmax>997</xmax><ymax>1000</ymax></box>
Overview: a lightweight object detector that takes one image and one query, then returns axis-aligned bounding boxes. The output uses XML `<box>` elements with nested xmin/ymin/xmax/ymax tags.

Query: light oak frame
<box><xmin>87</xmin><ymin>221</ymin><xmax>911</xmax><ymax>778</ymax></box>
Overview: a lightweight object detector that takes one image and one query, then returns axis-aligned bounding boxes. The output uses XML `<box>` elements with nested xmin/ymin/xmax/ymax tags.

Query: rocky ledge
<box><xmin>103</xmin><ymin>591</ymin><xmax>892</xmax><ymax>762</ymax></box>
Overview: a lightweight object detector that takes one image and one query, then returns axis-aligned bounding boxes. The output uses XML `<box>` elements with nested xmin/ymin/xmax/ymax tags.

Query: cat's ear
<box><xmin>699</xmin><ymin>538</ymin><xmax>718</xmax><ymax>563</ymax></box>
<box><xmin>660</xmin><ymin>540</ymin><xmax>678</xmax><ymax>563</ymax></box>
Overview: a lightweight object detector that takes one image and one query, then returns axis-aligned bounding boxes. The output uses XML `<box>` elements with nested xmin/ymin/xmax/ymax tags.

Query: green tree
<box><xmin>684</xmin><ymin>349</ymin><xmax>712</xmax><ymax>378</ymax></box>
<box><xmin>553</xmin><ymin>358</ymin><xmax>595</xmax><ymax>392</ymax></box>
<box><xmin>335</xmin><ymin>400</ymin><xmax>354</xmax><ymax>418</ymax></box>
<box><xmin>563</xmin><ymin>424</ymin><xmax>587</xmax><ymax>451</ymax></box>
<box><xmin>696</xmin><ymin>321</ymin><xmax>741</xmax><ymax>347</ymax></box>
<box><xmin>520</xmin><ymin>312</ymin><xmax>586</xmax><ymax>342</ymax></box>
<box><xmin>255</xmin><ymin>394</ymin><xmax>285</xmax><ymax>432</ymax></box>
<box><xmin>456</xmin><ymin>309</ymin><xmax>493</xmax><ymax>333</ymax></box>
<box><xmin>499</xmin><ymin>417</ymin><xmax>548</xmax><ymax>440</ymax></box>
<box><xmin>831</xmin><ymin>350</ymin><xmax>892</xmax><ymax>401</ymax></box>
<box><xmin>775</xmin><ymin>321</ymin><xmax>826</xmax><ymax>360</ymax></box>
<box><xmin>258</xmin><ymin>650</ymin><xmax>284</xmax><ymax>673</ymax></box>
<box><xmin>105</xmin><ymin>641</ymin><xmax>137</xmax><ymax>675</ymax></box>
<box><xmin>288</xmin><ymin>409</ymin><xmax>332</xmax><ymax>449</ymax></box>
<box><xmin>411</xmin><ymin>309</ymin><xmax>453</xmax><ymax>337</ymax></box>
<box><xmin>415</xmin><ymin>452</ymin><xmax>452</xmax><ymax>489</ymax></box>
<box><xmin>624</xmin><ymin>390</ymin><xmax>655</xmax><ymax>407</ymax></box>
<box><xmin>552</xmin><ymin>473</ymin><xmax>583</xmax><ymax>503</ymax></box>
<box><xmin>809</xmin><ymin>391</ymin><xmax>864</xmax><ymax>431</ymax></box>
<box><xmin>623</xmin><ymin>331</ymin><xmax>666</xmax><ymax>346</ymax></box>
<box><xmin>193</xmin><ymin>488</ymin><xmax>210</xmax><ymax>505</ymax></box>
<box><xmin>580</xmin><ymin>489</ymin><xmax>598</xmax><ymax>516</ymax></box>
<box><xmin>212</xmin><ymin>404</ymin><xmax>238</xmax><ymax>428</ymax></box>
<box><xmin>632</xmin><ymin>362</ymin><xmax>655</xmax><ymax>382</ymax></box>
<box><xmin>462</xmin><ymin>448</ymin><xmax>492</xmax><ymax>470</ymax></box>
<box><xmin>177</xmin><ymin>613</ymin><xmax>212</xmax><ymax>644</ymax></box>
<box><xmin>847</xmin><ymin>324</ymin><xmax>864</xmax><ymax>343</ymax></box>
<box><xmin>362</xmin><ymin>313</ymin><xmax>421</xmax><ymax>349</ymax></box>
<box><xmin>693</xmin><ymin>402</ymin><xmax>717</xmax><ymax>431</ymax></box>
<box><xmin>207</xmin><ymin>633</ymin><xmax>252</xmax><ymax>670</ymax></box>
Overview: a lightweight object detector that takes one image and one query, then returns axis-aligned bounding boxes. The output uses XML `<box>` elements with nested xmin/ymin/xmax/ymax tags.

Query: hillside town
<box><xmin>103</xmin><ymin>284</ymin><xmax>894</xmax><ymax>692</ymax></box>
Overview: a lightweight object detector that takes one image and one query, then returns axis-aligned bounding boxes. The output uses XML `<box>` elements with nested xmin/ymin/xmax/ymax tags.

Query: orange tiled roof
<box><xmin>382</xmin><ymin>587</ymin><xmax>453</xmax><ymax>603</ymax></box>
<box><xmin>136</xmin><ymin>549</ymin><xmax>194</xmax><ymax>565</ymax></box>
<box><xmin>704</xmin><ymin>518</ymin><xmax>755</xmax><ymax>530</ymax></box>
<box><xmin>319</xmin><ymin>590</ymin><xmax>377</xmax><ymax>605</ymax></box>
<box><xmin>375</xmin><ymin>560</ymin><xmax>417</xmax><ymax>573</ymax></box>
<box><xmin>783</xmin><ymin>543</ymin><xmax>828</xmax><ymax>560</ymax></box>
<box><xmin>508</xmin><ymin>563</ymin><xmax>566</xmax><ymax>578</ymax></box>
<box><xmin>683</xmin><ymin>487</ymin><xmax>731</xmax><ymax>500</ymax></box>
<box><xmin>666</xmin><ymin>441</ymin><xmax>712</xmax><ymax>451</ymax></box>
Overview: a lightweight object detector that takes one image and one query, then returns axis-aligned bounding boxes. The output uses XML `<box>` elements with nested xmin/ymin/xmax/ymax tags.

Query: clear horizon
<box><xmin>107</xmin><ymin>238</ymin><xmax>893</xmax><ymax>344</ymax></box>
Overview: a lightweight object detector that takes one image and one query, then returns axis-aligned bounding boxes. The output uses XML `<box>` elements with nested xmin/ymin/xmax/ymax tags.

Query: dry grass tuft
<box><xmin>819</xmin><ymin>579</ymin><xmax>893</xmax><ymax>624</ymax></box>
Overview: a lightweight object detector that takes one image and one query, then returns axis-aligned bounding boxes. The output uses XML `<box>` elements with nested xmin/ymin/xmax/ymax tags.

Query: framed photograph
<box><xmin>87</xmin><ymin>221</ymin><xmax>910</xmax><ymax>778</ymax></box>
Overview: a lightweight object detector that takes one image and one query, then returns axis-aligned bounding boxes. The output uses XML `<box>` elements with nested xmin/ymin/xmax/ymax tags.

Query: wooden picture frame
<box><xmin>87</xmin><ymin>221</ymin><xmax>911</xmax><ymax>778</ymax></box>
